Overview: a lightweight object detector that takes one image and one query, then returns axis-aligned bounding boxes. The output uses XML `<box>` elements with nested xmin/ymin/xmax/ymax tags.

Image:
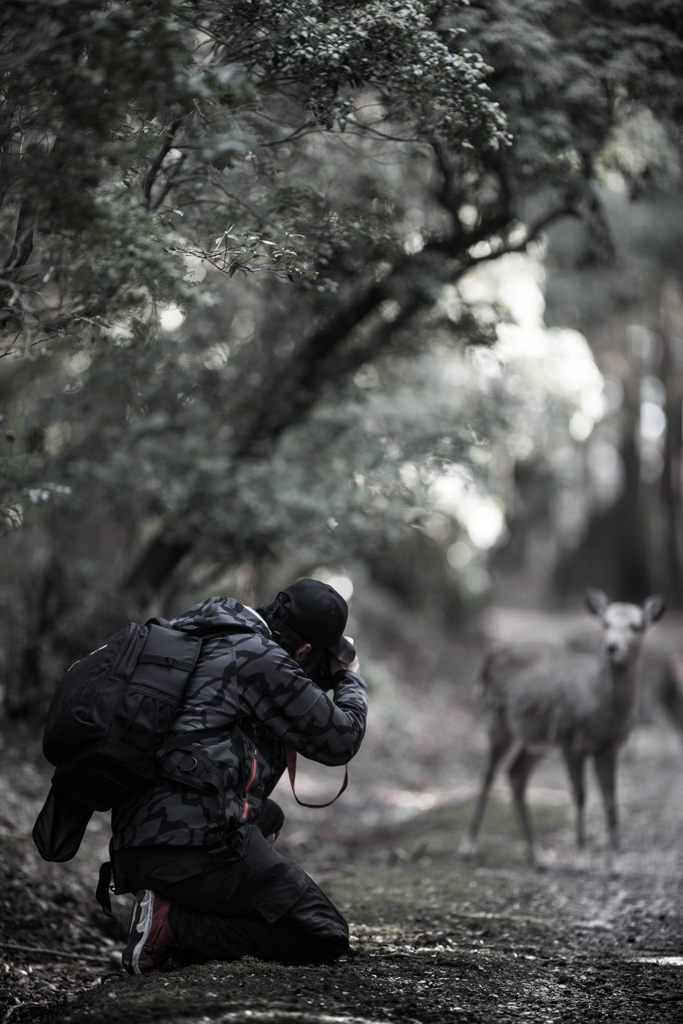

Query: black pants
<box><xmin>114</xmin><ymin>802</ymin><xmax>348</xmax><ymax>966</ymax></box>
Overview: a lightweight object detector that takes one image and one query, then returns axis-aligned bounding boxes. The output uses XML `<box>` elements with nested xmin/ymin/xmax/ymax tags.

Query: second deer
<box><xmin>459</xmin><ymin>588</ymin><xmax>666</xmax><ymax>871</ymax></box>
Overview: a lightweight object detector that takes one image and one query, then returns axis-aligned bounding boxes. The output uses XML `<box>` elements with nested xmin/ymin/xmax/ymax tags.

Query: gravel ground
<box><xmin>1</xmin><ymin>603</ymin><xmax>683</xmax><ymax>1024</ymax></box>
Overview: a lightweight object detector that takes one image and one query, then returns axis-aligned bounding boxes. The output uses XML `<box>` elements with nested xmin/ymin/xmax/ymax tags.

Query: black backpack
<box><xmin>33</xmin><ymin>619</ymin><xmax>204</xmax><ymax>862</ymax></box>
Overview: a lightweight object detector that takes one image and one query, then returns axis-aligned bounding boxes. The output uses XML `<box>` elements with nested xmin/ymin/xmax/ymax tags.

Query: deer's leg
<box><xmin>594</xmin><ymin>746</ymin><xmax>619</xmax><ymax>872</ymax></box>
<box><xmin>458</xmin><ymin>722</ymin><xmax>511</xmax><ymax>859</ymax></box>
<box><xmin>562</xmin><ymin>747</ymin><xmax>588</xmax><ymax>871</ymax></box>
<box><xmin>508</xmin><ymin>746</ymin><xmax>545</xmax><ymax>869</ymax></box>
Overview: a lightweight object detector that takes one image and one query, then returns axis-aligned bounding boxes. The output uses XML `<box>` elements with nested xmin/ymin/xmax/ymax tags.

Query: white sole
<box><xmin>125</xmin><ymin>889</ymin><xmax>154</xmax><ymax>975</ymax></box>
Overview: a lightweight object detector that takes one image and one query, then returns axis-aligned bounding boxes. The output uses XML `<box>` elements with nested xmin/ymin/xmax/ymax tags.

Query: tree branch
<box><xmin>143</xmin><ymin>119</ymin><xmax>182</xmax><ymax>210</ymax></box>
<box><xmin>150</xmin><ymin>153</ymin><xmax>187</xmax><ymax>212</ymax></box>
<box><xmin>0</xmin><ymin>940</ymin><xmax>110</xmax><ymax>963</ymax></box>
<box><xmin>451</xmin><ymin>204</ymin><xmax>581</xmax><ymax>274</ymax></box>
<box><xmin>121</xmin><ymin>201</ymin><xmax>580</xmax><ymax>601</ymax></box>
<box><xmin>2</xmin><ymin>197</ymin><xmax>35</xmax><ymax>282</ymax></box>
<box><xmin>237</xmin><ymin>201</ymin><xmax>580</xmax><ymax>450</ymax></box>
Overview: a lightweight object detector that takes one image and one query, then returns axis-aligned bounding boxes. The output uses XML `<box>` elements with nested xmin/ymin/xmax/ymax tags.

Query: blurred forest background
<box><xmin>2</xmin><ymin>0</ymin><xmax>683</xmax><ymax>723</ymax></box>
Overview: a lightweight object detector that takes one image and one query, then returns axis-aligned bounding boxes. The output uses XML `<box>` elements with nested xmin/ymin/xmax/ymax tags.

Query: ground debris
<box><xmin>25</xmin><ymin>854</ymin><xmax>683</xmax><ymax>1024</ymax></box>
<box><xmin>2</xmin><ymin>712</ymin><xmax>683</xmax><ymax>1022</ymax></box>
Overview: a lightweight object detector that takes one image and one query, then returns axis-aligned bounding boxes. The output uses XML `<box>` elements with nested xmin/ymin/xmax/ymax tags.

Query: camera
<box><xmin>300</xmin><ymin>648</ymin><xmax>334</xmax><ymax>690</ymax></box>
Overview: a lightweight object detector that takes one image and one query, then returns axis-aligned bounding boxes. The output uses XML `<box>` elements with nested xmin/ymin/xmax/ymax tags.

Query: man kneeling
<box><xmin>112</xmin><ymin>579</ymin><xmax>367</xmax><ymax>973</ymax></box>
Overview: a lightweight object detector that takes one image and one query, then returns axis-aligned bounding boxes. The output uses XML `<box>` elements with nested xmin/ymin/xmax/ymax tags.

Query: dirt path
<box><xmin>2</xmin><ymin>607</ymin><xmax>683</xmax><ymax>1023</ymax></box>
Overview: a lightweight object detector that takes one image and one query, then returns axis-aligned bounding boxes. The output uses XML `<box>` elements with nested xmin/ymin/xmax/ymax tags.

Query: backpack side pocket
<box><xmin>32</xmin><ymin>786</ymin><xmax>93</xmax><ymax>862</ymax></box>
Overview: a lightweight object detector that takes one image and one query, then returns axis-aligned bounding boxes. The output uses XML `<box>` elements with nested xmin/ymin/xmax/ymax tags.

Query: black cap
<box><xmin>275</xmin><ymin>578</ymin><xmax>356</xmax><ymax>663</ymax></box>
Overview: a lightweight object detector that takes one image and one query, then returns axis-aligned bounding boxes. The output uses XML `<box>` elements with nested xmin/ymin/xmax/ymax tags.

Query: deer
<box><xmin>459</xmin><ymin>588</ymin><xmax>666</xmax><ymax>872</ymax></box>
<box><xmin>661</xmin><ymin>653</ymin><xmax>683</xmax><ymax>738</ymax></box>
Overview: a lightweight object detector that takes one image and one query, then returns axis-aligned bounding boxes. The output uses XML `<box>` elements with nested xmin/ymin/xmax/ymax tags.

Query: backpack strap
<box><xmin>156</xmin><ymin>725</ymin><xmax>229</xmax><ymax>758</ymax></box>
<box><xmin>172</xmin><ymin>624</ymin><xmax>262</xmax><ymax>640</ymax></box>
<box><xmin>284</xmin><ymin>745</ymin><xmax>349</xmax><ymax>808</ymax></box>
<box><xmin>155</xmin><ymin>729</ymin><xmax>238</xmax><ymax>850</ymax></box>
<box><xmin>96</xmin><ymin>839</ymin><xmax>127</xmax><ymax>918</ymax></box>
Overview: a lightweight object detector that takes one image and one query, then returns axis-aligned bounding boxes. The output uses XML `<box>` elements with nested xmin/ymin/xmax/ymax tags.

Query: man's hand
<box><xmin>330</xmin><ymin>638</ymin><xmax>360</xmax><ymax>677</ymax></box>
<box><xmin>330</xmin><ymin>655</ymin><xmax>360</xmax><ymax>675</ymax></box>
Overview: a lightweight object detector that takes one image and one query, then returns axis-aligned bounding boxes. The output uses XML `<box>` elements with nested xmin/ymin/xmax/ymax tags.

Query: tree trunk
<box><xmin>616</xmin><ymin>392</ymin><xmax>652</xmax><ymax>600</ymax></box>
<box><xmin>555</xmin><ymin>384</ymin><xmax>651</xmax><ymax>601</ymax></box>
<box><xmin>123</xmin><ymin>537</ymin><xmax>192</xmax><ymax>606</ymax></box>
<box><xmin>659</xmin><ymin>281</ymin><xmax>683</xmax><ymax>604</ymax></box>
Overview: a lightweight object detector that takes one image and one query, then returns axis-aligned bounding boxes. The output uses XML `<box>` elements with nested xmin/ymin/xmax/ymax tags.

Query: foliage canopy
<box><xmin>0</xmin><ymin>0</ymin><xmax>506</xmax><ymax>348</ymax></box>
<box><xmin>2</xmin><ymin>0</ymin><xmax>683</xmax><ymax>712</ymax></box>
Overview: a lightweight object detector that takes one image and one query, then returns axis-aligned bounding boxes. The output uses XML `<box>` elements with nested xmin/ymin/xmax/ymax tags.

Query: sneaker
<box><xmin>122</xmin><ymin>889</ymin><xmax>176</xmax><ymax>975</ymax></box>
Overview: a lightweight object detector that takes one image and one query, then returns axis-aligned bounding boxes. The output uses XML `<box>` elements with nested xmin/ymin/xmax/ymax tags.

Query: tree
<box><xmin>117</xmin><ymin>0</ymin><xmax>683</xmax><ymax>603</ymax></box>
<box><xmin>0</xmin><ymin>0</ymin><xmax>506</xmax><ymax>353</ymax></box>
<box><xmin>3</xmin><ymin>0</ymin><xmax>683</xmax><ymax>710</ymax></box>
<box><xmin>545</xmin><ymin>149</ymin><xmax>683</xmax><ymax>603</ymax></box>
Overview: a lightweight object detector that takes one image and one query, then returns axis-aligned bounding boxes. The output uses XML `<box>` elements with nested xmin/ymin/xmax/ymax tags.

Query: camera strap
<box><xmin>284</xmin><ymin>745</ymin><xmax>349</xmax><ymax>808</ymax></box>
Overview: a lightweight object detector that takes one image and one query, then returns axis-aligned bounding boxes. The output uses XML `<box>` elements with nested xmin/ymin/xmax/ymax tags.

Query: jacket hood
<box><xmin>171</xmin><ymin>596</ymin><xmax>271</xmax><ymax>637</ymax></box>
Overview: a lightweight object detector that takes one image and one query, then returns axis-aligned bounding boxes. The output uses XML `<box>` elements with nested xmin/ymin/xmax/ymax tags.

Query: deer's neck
<box><xmin>604</xmin><ymin>655</ymin><xmax>640</xmax><ymax>718</ymax></box>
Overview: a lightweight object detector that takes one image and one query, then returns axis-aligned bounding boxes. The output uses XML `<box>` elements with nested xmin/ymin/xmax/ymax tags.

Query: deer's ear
<box><xmin>643</xmin><ymin>594</ymin><xmax>667</xmax><ymax>626</ymax></box>
<box><xmin>585</xmin><ymin>587</ymin><xmax>609</xmax><ymax>619</ymax></box>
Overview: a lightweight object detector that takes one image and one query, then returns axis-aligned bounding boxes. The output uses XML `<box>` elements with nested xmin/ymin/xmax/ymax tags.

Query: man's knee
<box><xmin>283</xmin><ymin>881</ymin><xmax>349</xmax><ymax>944</ymax></box>
<box><xmin>307</xmin><ymin>930</ymin><xmax>349</xmax><ymax>963</ymax></box>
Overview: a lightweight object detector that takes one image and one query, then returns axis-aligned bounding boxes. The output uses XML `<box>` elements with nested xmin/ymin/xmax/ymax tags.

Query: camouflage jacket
<box><xmin>111</xmin><ymin>597</ymin><xmax>368</xmax><ymax>850</ymax></box>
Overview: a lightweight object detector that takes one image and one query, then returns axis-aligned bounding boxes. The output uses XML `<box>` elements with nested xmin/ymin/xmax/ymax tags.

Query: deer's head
<box><xmin>585</xmin><ymin>587</ymin><xmax>667</xmax><ymax>665</ymax></box>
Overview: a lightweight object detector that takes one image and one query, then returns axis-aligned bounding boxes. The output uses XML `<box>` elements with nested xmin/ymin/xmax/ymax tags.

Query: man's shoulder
<box><xmin>190</xmin><ymin>632</ymin><xmax>290</xmax><ymax>680</ymax></box>
<box><xmin>233</xmin><ymin>631</ymin><xmax>295</xmax><ymax>672</ymax></box>
<box><xmin>187</xmin><ymin>631</ymin><xmax>277</xmax><ymax>685</ymax></box>
<box><xmin>233</xmin><ymin>635</ymin><xmax>317</xmax><ymax>702</ymax></box>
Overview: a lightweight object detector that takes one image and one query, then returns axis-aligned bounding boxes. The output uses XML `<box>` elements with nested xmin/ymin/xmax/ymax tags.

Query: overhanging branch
<box><xmin>144</xmin><ymin>118</ymin><xmax>182</xmax><ymax>210</ymax></box>
<box><xmin>2</xmin><ymin>197</ymin><xmax>35</xmax><ymax>282</ymax></box>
